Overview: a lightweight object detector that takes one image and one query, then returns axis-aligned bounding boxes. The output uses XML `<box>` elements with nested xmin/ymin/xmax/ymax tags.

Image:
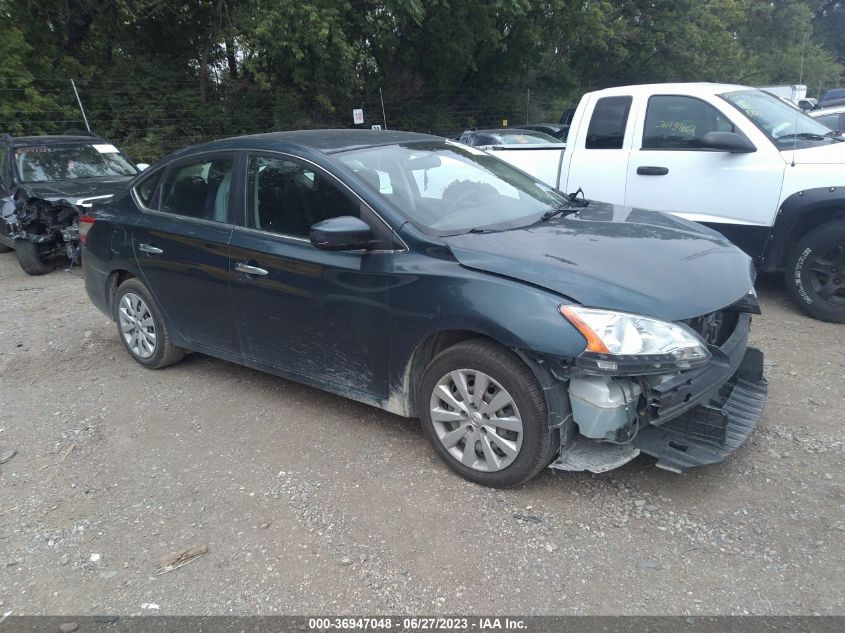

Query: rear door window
<box><xmin>585</xmin><ymin>96</ymin><xmax>632</xmax><ymax>149</ymax></box>
<box><xmin>159</xmin><ymin>155</ymin><xmax>233</xmax><ymax>223</ymax></box>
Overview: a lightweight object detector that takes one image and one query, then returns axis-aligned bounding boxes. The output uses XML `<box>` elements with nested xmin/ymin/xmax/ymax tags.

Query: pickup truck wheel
<box><xmin>785</xmin><ymin>220</ymin><xmax>845</xmax><ymax>323</ymax></box>
<box><xmin>418</xmin><ymin>339</ymin><xmax>556</xmax><ymax>488</ymax></box>
<box><xmin>14</xmin><ymin>240</ymin><xmax>55</xmax><ymax>275</ymax></box>
<box><xmin>114</xmin><ymin>278</ymin><xmax>185</xmax><ymax>369</ymax></box>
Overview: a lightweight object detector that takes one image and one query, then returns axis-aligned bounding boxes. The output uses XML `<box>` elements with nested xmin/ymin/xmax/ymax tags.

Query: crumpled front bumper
<box><xmin>633</xmin><ymin>313</ymin><xmax>768</xmax><ymax>472</ymax></box>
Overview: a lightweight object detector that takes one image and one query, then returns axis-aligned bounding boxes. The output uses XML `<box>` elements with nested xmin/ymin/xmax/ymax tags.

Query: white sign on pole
<box><xmin>371</xmin><ymin>124</ymin><xmax>382</xmax><ymax>130</ymax></box>
<box><xmin>353</xmin><ymin>109</ymin><xmax>364</xmax><ymax>125</ymax></box>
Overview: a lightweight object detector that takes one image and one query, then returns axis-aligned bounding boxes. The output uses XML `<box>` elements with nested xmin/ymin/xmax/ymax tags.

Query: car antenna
<box><xmin>791</xmin><ymin>30</ymin><xmax>808</xmax><ymax>167</ymax></box>
<box><xmin>70</xmin><ymin>79</ymin><xmax>92</xmax><ymax>133</ymax></box>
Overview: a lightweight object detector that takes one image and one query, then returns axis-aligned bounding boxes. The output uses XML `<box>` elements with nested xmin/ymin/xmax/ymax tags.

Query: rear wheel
<box><xmin>418</xmin><ymin>339</ymin><xmax>556</xmax><ymax>488</ymax></box>
<box><xmin>785</xmin><ymin>220</ymin><xmax>845</xmax><ymax>323</ymax></box>
<box><xmin>114</xmin><ymin>278</ymin><xmax>185</xmax><ymax>369</ymax></box>
<box><xmin>14</xmin><ymin>240</ymin><xmax>55</xmax><ymax>275</ymax></box>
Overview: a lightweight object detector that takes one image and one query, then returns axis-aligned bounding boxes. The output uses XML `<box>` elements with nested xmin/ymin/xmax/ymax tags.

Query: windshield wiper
<box><xmin>533</xmin><ymin>188</ymin><xmax>589</xmax><ymax>224</ymax></box>
<box><xmin>777</xmin><ymin>132</ymin><xmax>831</xmax><ymax>142</ymax></box>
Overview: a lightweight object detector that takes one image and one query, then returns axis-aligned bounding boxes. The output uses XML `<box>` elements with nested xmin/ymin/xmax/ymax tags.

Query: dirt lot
<box><xmin>0</xmin><ymin>252</ymin><xmax>843</xmax><ymax>616</ymax></box>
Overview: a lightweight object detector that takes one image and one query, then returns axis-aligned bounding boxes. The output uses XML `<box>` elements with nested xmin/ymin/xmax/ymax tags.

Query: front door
<box><xmin>131</xmin><ymin>152</ymin><xmax>238</xmax><ymax>352</ymax></box>
<box><xmin>228</xmin><ymin>153</ymin><xmax>391</xmax><ymax>398</ymax></box>
<box><xmin>624</xmin><ymin>94</ymin><xmax>786</xmax><ymax>230</ymax></box>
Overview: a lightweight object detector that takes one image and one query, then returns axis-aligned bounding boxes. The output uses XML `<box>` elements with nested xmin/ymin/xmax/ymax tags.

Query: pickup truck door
<box><xmin>562</xmin><ymin>94</ymin><xmax>636</xmax><ymax>204</ymax></box>
<box><xmin>623</xmin><ymin>94</ymin><xmax>786</xmax><ymax>248</ymax></box>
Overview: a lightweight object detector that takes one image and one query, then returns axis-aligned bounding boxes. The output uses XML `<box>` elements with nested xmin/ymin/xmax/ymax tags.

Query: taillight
<box><xmin>78</xmin><ymin>215</ymin><xmax>96</xmax><ymax>244</ymax></box>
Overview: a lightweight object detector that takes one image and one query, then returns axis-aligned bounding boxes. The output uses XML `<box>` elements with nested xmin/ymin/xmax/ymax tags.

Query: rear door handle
<box><xmin>234</xmin><ymin>262</ymin><xmax>268</xmax><ymax>276</ymax></box>
<box><xmin>636</xmin><ymin>166</ymin><xmax>669</xmax><ymax>176</ymax></box>
<box><xmin>138</xmin><ymin>243</ymin><xmax>163</xmax><ymax>254</ymax></box>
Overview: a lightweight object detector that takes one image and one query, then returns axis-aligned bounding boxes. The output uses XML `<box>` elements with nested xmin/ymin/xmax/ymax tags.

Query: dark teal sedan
<box><xmin>81</xmin><ymin>130</ymin><xmax>766</xmax><ymax>487</ymax></box>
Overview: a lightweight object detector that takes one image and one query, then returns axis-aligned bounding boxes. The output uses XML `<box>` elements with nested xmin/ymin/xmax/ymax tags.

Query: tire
<box><xmin>113</xmin><ymin>278</ymin><xmax>186</xmax><ymax>369</ymax></box>
<box><xmin>418</xmin><ymin>338</ymin><xmax>557</xmax><ymax>488</ymax></box>
<box><xmin>14</xmin><ymin>240</ymin><xmax>55</xmax><ymax>275</ymax></box>
<box><xmin>0</xmin><ymin>242</ymin><xmax>12</xmax><ymax>253</ymax></box>
<box><xmin>784</xmin><ymin>219</ymin><xmax>845</xmax><ymax>323</ymax></box>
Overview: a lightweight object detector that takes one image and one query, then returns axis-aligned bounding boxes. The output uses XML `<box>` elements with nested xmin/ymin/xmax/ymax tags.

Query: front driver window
<box><xmin>643</xmin><ymin>95</ymin><xmax>736</xmax><ymax>149</ymax></box>
<box><xmin>246</xmin><ymin>155</ymin><xmax>361</xmax><ymax>238</ymax></box>
<box><xmin>159</xmin><ymin>155</ymin><xmax>233</xmax><ymax>222</ymax></box>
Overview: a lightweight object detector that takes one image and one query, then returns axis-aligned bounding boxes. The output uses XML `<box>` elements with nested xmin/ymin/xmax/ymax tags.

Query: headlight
<box><xmin>560</xmin><ymin>305</ymin><xmax>711</xmax><ymax>375</ymax></box>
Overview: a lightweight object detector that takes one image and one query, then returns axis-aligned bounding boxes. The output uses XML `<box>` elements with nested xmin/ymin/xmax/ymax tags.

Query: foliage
<box><xmin>0</xmin><ymin>0</ymin><xmax>842</xmax><ymax>160</ymax></box>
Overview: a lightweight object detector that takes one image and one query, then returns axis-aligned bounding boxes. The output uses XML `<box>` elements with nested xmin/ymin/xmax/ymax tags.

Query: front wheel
<box><xmin>784</xmin><ymin>220</ymin><xmax>845</xmax><ymax>323</ymax></box>
<box><xmin>114</xmin><ymin>278</ymin><xmax>186</xmax><ymax>369</ymax></box>
<box><xmin>418</xmin><ymin>339</ymin><xmax>557</xmax><ymax>488</ymax></box>
<box><xmin>14</xmin><ymin>240</ymin><xmax>55</xmax><ymax>275</ymax></box>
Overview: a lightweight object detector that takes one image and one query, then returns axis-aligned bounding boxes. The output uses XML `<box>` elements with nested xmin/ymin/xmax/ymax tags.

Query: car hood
<box><xmin>18</xmin><ymin>178</ymin><xmax>131</xmax><ymax>204</ymax></box>
<box><xmin>443</xmin><ymin>203</ymin><xmax>755</xmax><ymax>321</ymax></box>
<box><xmin>785</xmin><ymin>139</ymin><xmax>845</xmax><ymax>165</ymax></box>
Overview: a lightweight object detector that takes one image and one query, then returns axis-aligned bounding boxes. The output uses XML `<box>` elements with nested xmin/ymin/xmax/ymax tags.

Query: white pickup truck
<box><xmin>487</xmin><ymin>83</ymin><xmax>845</xmax><ymax>323</ymax></box>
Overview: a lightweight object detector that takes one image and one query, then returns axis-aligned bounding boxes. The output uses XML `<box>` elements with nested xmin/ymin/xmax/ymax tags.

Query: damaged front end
<box><xmin>534</xmin><ymin>295</ymin><xmax>767</xmax><ymax>474</ymax></box>
<box><xmin>4</xmin><ymin>188</ymin><xmax>105</xmax><ymax>264</ymax></box>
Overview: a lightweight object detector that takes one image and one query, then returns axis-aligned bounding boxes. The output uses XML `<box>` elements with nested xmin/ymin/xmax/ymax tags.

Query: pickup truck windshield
<box><xmin>14</xmin><ymin>144</ymin><xmax>137</xmax><ymax>183</ymax></box>
<box><xmin>721</xmin><ymin>90</ymin><xmax>841</xmax><ymax>149</ymax></box>
<box><xmin>332</xmin><ymin>140</ymin><xmax>567</xmax><ymax>235</ymax></box>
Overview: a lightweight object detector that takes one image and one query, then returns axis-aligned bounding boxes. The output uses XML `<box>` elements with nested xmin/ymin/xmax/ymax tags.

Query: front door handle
<box><xmin>636</xmin><ymin>166</ymin><xmax>669</xmax><ymax>176</ymax></box>
<box><xmin>234</xmin><ymin>262</ymin><xmax>269</xmax><ymax>276</ymax></box>
<box><xmin>138</xmin><ymin>243</ymin><xmax>163</xmax><ymax>254</ymax></box>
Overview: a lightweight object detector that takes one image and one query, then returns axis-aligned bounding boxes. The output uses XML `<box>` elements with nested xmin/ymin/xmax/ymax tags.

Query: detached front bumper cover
<box><xmin>634</xmin><ymin>313</ymin><xmax>767</xmax><ymax>472</ymax></box>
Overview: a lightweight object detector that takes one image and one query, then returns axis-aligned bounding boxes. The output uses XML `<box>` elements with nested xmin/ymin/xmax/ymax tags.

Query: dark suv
<box><xmin>82</xmin><ymin>130</ymin><xmax>767</xmax><ymax>487</ymax></box>
<box><xmin>0</xmin><ymin>133</ymin><xmax>139</xmax><ymax>274</ymax></box>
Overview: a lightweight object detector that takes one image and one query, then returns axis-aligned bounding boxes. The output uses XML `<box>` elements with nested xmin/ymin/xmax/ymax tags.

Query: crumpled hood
<box><xmin>443</xmin><ymin>203</ymin><xmax>755</xmax><ymax>321</ymax></box>
<box><xmin>19</xmin><ymin>178</ymin><xmax>131</xmax><ymax>203</ymax></box>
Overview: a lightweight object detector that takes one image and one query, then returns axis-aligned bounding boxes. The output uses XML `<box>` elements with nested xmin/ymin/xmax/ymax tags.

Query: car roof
<box><xmin>9</xmin><ymin>134</ymin><xmax>108</xmax><ymax>147</ymax></box>
<box><xmin>586</xmin><ymin>82</ymin><xmax>752</xmax><ymax>99</ymax></box>
<box><xmin>821</xmin><ymin>88</ymin><xmax>845</xmax><ymax>100</ymax></box>
<box><xmin>170</xmin><ymin>129</ymin><xmax>441</xmax><ymax>158</ymax></box>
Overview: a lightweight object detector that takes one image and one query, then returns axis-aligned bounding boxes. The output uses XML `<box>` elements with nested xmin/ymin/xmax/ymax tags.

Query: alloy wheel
<box><xmin>429</xmin><ymin>369</ymin><xmax>524</xmax><ymax>472</ymax></box>
<box><xmin>808</xmin><ymin>242</ymin><xmax>845</xmax><ymax>305</ymax></box>
<box><xmin>118</xmin><ymin>292</ymin><xmax>157</xmax><ymax>359</ymax></box>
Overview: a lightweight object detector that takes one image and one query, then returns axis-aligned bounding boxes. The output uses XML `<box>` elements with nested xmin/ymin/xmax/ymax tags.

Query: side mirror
<box><xmin>310</xmin><ymin>216</ymin><xmax>373</xmax><ymax>251</ymax></box>
<box><xmin>136</xmin><ymin>163</ymin><xmax>150</xmax><ymax>171</ymax></box>
<box><xmin>701</xmin><ymin>131</ymin><xmax>756</xmax><ymax>153</ymax></box>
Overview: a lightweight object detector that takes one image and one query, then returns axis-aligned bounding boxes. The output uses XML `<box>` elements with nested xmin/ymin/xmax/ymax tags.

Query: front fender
<box><xmin>762</xmin><ymin>187</ymin><xmax>845</xmax><ymax>271</ymax></box>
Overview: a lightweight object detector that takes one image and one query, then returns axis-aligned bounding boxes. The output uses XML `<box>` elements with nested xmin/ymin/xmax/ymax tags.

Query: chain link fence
<box><xmin>1</xmin><ymin>77</ymin><xmax>573</xmax><ymax>162</ymax></box>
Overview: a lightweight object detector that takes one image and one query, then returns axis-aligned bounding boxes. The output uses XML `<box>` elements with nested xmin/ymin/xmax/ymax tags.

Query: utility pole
<box><xmin>525</xmin><ymin>89</ymin><xmax>530</xmax><ymax>124</ymax></box>
<box><xmin>379</xmin><ymin>88</ymin><xmax>388</xmax><ymax>130</ymax></box>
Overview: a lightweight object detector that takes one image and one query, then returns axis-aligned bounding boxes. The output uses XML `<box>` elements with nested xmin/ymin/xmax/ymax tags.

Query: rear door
<box><xmin>563</xmin><ymin>95</ymin><xmax>635</xmax><ymax>203</ymax></box>
<box><xmin>227</xmin><ymin>152</ymin><xmax>393</xmax><ymax>397</ymax></box>
<box><xmin>624</xmin><ymin>94</ymin><xmax>785</xmax><ymax>230</ymax></box>
<box><xmin>131</xmin><ymin>152</ymin><xmax>238</xmax><ymax>352</ymax></box>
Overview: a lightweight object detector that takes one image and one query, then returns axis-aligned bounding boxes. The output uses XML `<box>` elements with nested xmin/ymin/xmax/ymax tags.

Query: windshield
<box><xmin>332</xmin><ymin>140</ymin><xmax>568</xmax><ymax>234</ymax></box>
<box><xmin>14</xmin><ymin>143</ymin><xmax>137</xmax><ymax>183</ymax></box>
<box><xmin>721</xmin><ymin>90</ymin><xmax>841</xmax><ymax>149</ymax></box>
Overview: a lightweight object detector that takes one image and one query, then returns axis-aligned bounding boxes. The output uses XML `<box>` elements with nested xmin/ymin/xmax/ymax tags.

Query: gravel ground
<box><xmin>0</xmin><ymin>253</ymin><xmax>842</xmax><ymax>616</ymax></box>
